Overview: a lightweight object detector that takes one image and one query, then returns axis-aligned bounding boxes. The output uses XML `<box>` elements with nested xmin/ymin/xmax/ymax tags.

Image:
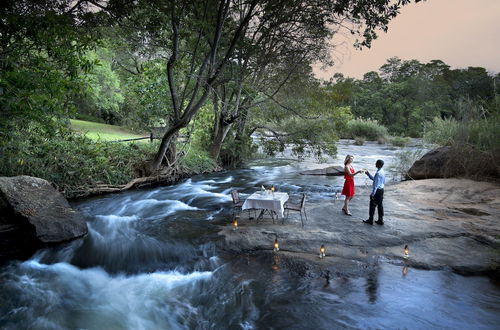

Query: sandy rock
<box><xmin>219</xmin><ymin>178</ymin><xmax>500</xmax><ymax>277</ymax></box>
<box><xmin>0</xmin><ymin>176</ymin><xmax>88</xmax><ymax>261</ymax></box>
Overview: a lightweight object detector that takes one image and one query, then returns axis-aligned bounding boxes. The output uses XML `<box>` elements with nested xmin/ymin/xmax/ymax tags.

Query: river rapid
<box><xmin>1</xmin><ymin>140</ymin><xmax>499</xmax><ymax>329</ymax></box>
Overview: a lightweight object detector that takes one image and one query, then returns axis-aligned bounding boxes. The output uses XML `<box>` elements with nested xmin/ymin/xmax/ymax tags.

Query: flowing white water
<box><xmin>1</xmin><ymin>140</ymin><xmax>499</xmax><ymax>329</ymax></box>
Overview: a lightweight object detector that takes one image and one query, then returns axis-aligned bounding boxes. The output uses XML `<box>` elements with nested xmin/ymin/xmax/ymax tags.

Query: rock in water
<box><xmin>407</xmin><ymin>146</ymin><xmax>452</xmax><ymax>179</ymax></box>
<box><xmin>0</xmin><ymin>176</ymin><xmax>88</xmax><ymax>261</ymax></box>
<box><xmin>300</xmin><ymin>165</ymin><xmax>344</xmax><ymax>176</ymax></box>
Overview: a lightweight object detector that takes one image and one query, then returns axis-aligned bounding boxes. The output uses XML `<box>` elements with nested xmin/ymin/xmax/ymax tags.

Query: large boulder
<box><xmin>0</xmin><ymin>176</ymin><xmax>88</xmax><ymax>261</ymax></box>
<box><xmin>407</xmin><ymin>146</ymin><xmax>453</xmax><ymax>179</ymax></box>
<box><xmin>300</xmin><ymin>165</ymin><xmax>344</xmax><ymax>176</ymax></box>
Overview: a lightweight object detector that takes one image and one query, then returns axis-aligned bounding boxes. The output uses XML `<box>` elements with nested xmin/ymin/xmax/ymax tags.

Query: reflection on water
<box><xmin>1</xmin><ymin>140</ymin><xmax>499</xmax><ymax>329</ymax></box>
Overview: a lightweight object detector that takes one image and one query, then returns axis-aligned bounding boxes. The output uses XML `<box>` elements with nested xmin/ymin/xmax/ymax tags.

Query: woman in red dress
<box><xmin>341</xmin><ymin>154</ymin><xmax>363</xmax><ymax>216</ymax></box>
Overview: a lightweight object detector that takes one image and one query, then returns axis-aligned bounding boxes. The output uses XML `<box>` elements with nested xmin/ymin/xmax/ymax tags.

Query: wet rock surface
<box><xmin>219</xmin><ymin>178</ymin><xmax>500</xmax><ymax>277</ymax></box>
<box><xmin>0</xmin><ymin>176</ymin><xmax>88</xmax><ymax>261</ymax></box>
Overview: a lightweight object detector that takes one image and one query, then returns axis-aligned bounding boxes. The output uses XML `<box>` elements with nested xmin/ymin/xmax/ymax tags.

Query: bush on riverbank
<box><xmin>390</xmin><ymin>136</ymin><xmax>410</xmax><ymax>147</ymax></box>
<box><xmin>344</xmin><ymin>118</ymin><xmax>388</xmax><ymax>141</ymax></box>
<box><xmin>423</xmin><ymin>117</ymin><xmax>500</xmax><ymax>178</ymax></box>
<box><xmin>0</xmin><ymin>129</ymin><xmax>217</xmax><ymax>196</ymax></box>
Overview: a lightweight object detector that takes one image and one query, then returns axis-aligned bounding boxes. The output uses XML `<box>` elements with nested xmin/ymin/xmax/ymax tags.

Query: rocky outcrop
<box><xmin>300</xmin><ymin>165</ymin><xmax>344</xmax><ymax>176</ymax></box>
<box><xmin>219</xmin><ymin>178</ymin><xmax>500</xmax><ymax>277</ymax></box>
<box><xmin>0</xmin><ymin>176</ymin><xmax>88</xmax><ymax>261</ymax></box>
<box><xmin>407</xmin><ymin>146</ymin><xmax>452</xmax><ymax>179</ymax></box>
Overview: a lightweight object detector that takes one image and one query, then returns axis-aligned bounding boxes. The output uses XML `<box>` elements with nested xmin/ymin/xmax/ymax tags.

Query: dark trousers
<box><xmin>368</xmin><ymin>188</ymin><xmax>384</xmax><ymax>222</ymax></box>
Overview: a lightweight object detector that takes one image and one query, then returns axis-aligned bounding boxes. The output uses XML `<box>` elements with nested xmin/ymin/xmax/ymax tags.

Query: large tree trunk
<box><xmin>148</xmin><ymin>128</ymin><xmax>179</xmax><ymax>175</ymax></box>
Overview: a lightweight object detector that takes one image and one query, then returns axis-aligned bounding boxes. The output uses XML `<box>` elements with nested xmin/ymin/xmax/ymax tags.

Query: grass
<box><xmin>70</xmin><ymin>119</ymin><xmax>147</xmax><ymax>142</ymax></box>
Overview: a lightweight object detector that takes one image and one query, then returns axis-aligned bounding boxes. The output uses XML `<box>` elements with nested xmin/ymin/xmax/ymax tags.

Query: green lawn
<box><xmin>70</xmin><ymin>119</ymin><xmax>148</xmax><ymax>142</ymax></box>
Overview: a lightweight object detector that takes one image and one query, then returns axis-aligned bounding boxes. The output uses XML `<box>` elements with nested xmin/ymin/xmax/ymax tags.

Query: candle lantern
<box><xmin>319</xmin><ymin>244</ymin><xmax>326</xmax><ymax>259</ymax></box>
<box><xmin>273</xmin><ymin>238</ymin><xmax>279</xmax><ymax>252</ymax></box>
<box><xmin>232</xmin><ymin>219</ymin><xmax>238</xmax><ymax>231</ymax></box>
<box><xmin>404</xmin><ymin>245</ymin><xmax>409</xmax><ymax>259</ymax></box>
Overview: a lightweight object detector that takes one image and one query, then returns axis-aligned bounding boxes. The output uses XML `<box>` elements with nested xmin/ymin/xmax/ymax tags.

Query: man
<box><xmin>363</xmin><ymin>159</ymin><xmax>385</xmax><ymax>225</ymax></box>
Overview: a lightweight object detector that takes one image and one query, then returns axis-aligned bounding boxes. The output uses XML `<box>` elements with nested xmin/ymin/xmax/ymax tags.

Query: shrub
<box><xmin>344</xmin><ymin>118</ymin><xmax>388</xmax><ymax>141</ymax></box>
<box><xmin>423</xmin><ymin>116</ymin><xmax>500</xmax><ymax>178</ymax></box>
<box><xmin>0</xmin><ymin>129</ymin><xmax>160</xmax><ymax>195</ymax></box>
<box><xmin>423</xmin><ymin>117</ymin><xmax>459</xmax><ymax>146</ymax></box>
<box><xmin>0</xmin><ymin>129</ymin><xmax>222</xmax><ymax>196</ymax></box>
<box><xmin>389</xmin><ymin>148</ymin><xmax>427</xmax><ymax>181</ymax></box>
<box><xmin>390</xmin><ymin>136</ymin><xmax>410</xmax><ymax>147</ymax></box>
<box><xmin>424</xmin><ymin>117</ymin><xmax>500</xmax><ymax>153</ymax></box>
<box><xmin>180</xmin><ymin>146</ymin><xmax>218</xmax><ymax>173</ymax></box>
<box><xmin>354</xmin><ymin>136</ymin><xmax>365</xmax><ymax>145</ymax></box>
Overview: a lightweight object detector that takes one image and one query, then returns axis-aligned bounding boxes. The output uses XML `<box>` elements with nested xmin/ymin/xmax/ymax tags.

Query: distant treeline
<box><xmin>327</xmin><ymin>57</ymin><xmax>499</xmax><ymax>137</ymax></box>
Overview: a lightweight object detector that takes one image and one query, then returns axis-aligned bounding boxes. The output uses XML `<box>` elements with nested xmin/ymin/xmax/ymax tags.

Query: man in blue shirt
<box><xmin>363</xmin><ymin>159</ymin><xmax>386</xmax><ymax>225</ymax></box>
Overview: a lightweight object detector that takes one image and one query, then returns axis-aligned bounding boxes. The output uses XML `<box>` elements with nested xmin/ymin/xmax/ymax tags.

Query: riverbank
<box><xmin>219</xmin><ymin>178</ymin><xmax>500</xmax><ymax>278</ymax></box>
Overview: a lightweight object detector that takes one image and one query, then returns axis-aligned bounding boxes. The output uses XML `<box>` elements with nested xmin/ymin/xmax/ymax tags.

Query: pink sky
<box><xmin>314</xmin><ymin>0</ymin><xmax>500</xmax><ymax>80</ymax></box>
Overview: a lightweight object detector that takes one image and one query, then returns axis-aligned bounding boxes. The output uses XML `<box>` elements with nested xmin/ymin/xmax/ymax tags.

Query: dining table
<box><xmin>242</xmin><ymin>191</ymin><xmax>289</xmax><ymax>223</ymax></box>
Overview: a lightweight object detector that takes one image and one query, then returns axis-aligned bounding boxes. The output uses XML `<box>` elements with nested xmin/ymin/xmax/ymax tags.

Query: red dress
<box><xmin>342</xmin><ymin>166</ymin><xmax>355</xmax><ymax>197</ymax></box>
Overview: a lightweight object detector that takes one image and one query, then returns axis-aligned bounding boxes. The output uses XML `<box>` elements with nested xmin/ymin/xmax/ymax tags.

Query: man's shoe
<box><xmin>375</xmin><ymin>220</ymin><xmax>384</xmax><ymax>225</ymax></box>
<box><xmin>363</xmin><ymin>220</ymin><xmax>373</xmax><ymax>225</ymax></box>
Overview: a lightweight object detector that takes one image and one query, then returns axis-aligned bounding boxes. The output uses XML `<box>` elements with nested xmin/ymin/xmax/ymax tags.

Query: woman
<box><xmin>341</xmin><ymin>154</ymin><xmax>363</xmax><ymax>216</ymax></box>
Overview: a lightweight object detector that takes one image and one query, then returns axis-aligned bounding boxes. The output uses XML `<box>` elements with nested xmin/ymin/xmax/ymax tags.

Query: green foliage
<box><xmin>390</xmin><ymin>136</ymin><xmax>410</xmax><ymax>147</ymax></box>
<box><xmin>354</xmin><ymin>136</ymin><xmax>365</xmax><ymax>145</ymax></box>
<box><xmin>75</xmin><ymin>50</ymin><xmax>125</xmax><ymax>124</ymax></box>
<box><xmin>389</xmin><ymin>148</ymin><xmax>427</xmax><ymax>181</ymax></box>
<box><xmin>424</xmin><ymin>117</ymin><xmax>500</xmax><ymax>153</ymax></box>
<box><xmin>220</xmin><ymin>134</ymin><xmax>258</xmax><ymax>167</ymax></box>
<box><xmin>344</xmin><ymin>118</ymin><xmax>388</xmax><ymax>141</ymax></box>
<box><xmin>0</xmin><ymin>1</ymin><xmax>101</xmax><ymax>136</ymax></box>
<box><xmin>74</xmin><ymin>113</ymin><xmax>105</xmax><ymax>124</ymax></box>
<box><xmin>180</xmin><ymin>146</ymin><xmax>217</xmax><ymax>174</ymax></box>
<box><xmin>423</xmin><ymin>117</ymin><xmax>459</xmax><ymax>146</ymax></box>
<box><xmin>185</xmin><ymin>103</ymin><xmax>215</xmax><ymax>150</ymax></box>
<box><xmin>0</xmin><ymin>127</ymin><xmax>159</xmax><ymax>195</ymax></box>
<box><xmin>344</xmin><ymin>57</ymin><xmax>498</xmax><ymax>137</ymax></box>
<box><xmin>423</xmin><ymin>116</ymin><xmax>500</xmax><ymax>178</ymax></box>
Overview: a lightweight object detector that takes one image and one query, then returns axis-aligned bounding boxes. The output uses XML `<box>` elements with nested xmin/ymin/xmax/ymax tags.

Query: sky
<box><xmin>313</xmin><ymin>0</ymin><xmax>500</xmax><ymax>80</ymax></box>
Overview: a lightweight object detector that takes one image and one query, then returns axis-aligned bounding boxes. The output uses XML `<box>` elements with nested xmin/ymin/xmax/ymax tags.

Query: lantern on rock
<box><xmin>404</xmin><ymin>245</ymin><xmax>409</xmax><ymax>259</ymax></box>
<box><xmin>319</xmin><ymin>245</ymin><xmax>326</xmax><ymax>259</ymax></box>
<box><xmin>273</xmin><ymin>238</ymin><xmax>280</xmax><ymax>252</ymax></box>
<box><xmin>232</xmin><ymin>219</ymin><xmax>238</xmax><ymax>231</ymax></box>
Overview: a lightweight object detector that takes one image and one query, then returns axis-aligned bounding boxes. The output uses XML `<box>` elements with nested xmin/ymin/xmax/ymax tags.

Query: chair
<box><xmin>284</xmin><ymin>193</ymin><xmax>307</xmax><ymax>227</ymax></box>
<box><xmin>231</xmin><ymin>190</ymin><xmax>244</xmax><ymax>218</ymax></box>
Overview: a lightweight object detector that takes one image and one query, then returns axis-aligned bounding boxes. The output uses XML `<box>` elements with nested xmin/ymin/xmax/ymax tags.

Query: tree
<box><xmin>115</xmin><ymin>0</ymin><xmax>420</xmax><ymax>173</ymax></box>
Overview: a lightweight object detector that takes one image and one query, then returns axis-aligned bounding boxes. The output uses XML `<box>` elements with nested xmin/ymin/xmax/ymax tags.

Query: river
<box><xmin>1</xmin><ymin>140</ymin><xmax>499</xmax><ymax>329</ymax></box>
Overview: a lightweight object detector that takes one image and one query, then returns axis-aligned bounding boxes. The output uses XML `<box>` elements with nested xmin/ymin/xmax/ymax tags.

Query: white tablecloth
<box><xmin>242</xmin><ymin>192</ymin><xmax>289</xmax><ymax>217</ymax></box>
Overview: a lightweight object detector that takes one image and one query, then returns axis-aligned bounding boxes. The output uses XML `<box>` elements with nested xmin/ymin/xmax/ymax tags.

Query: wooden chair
<box><xmin>231</xmin><ymin>190</ymin><xmax>244</xmax><ymax>218</ymax></box>
<box><xmin>284</xmin><ymin>193</ymin><xmax>307</xmax><ymax>227</ymax></box>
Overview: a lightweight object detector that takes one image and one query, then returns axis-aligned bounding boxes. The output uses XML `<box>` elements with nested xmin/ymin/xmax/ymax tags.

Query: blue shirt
<box><xmin>367</xmin><ymin>168</ymin><xmax>385</xmax><ymax>196</ymax></box>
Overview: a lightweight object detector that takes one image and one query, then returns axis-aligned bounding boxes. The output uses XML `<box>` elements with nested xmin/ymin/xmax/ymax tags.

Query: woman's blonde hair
<box><xmin>344</xmin><ymin>154</ymin><xmax>354</xmax><ymax>165</ymax></box>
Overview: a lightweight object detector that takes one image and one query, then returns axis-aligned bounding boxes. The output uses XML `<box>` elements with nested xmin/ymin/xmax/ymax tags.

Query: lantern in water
<box><xmin>319</xmin><ymin>245</ymin><xmax>326</xmax><ymax>259</ymax></box>
<box><xmin>404</xmin><ymin>245</ymin><xmax>409</xmax><ymax>259</ymax></box>
<box><xmin>232</xmin><ymin>219</ymin><xmax>238</xmax><ymax>231</ymax></box>
<box><xmin>273</xmin><ymin>238</ymin><xmax>279</xmax><ymax>252</ymax></box>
